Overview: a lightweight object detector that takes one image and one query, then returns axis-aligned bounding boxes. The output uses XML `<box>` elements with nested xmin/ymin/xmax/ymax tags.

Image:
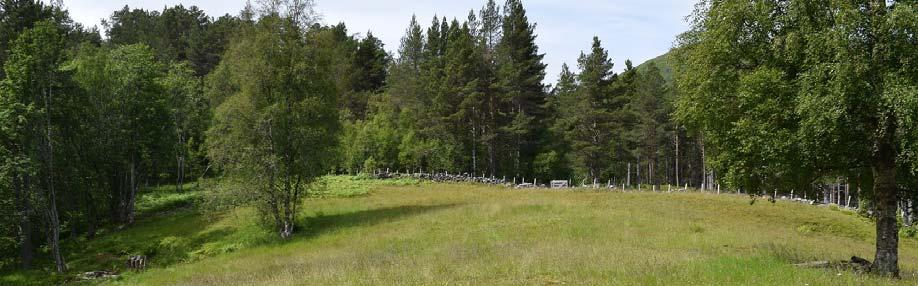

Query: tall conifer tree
<box><xmin>496</xmin><ymin>0</ymin><xmax>547</xmax><ymax>177</ymax></box>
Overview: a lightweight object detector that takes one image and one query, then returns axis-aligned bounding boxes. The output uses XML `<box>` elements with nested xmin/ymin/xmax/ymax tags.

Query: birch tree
<box><xmin>675</xmin><ymin>0</ymin><xmax>918</xmax><ymax>276</ymax></box>
<box><xmin>207</xmin><ymin>4</ymin><xmax>338</xmax><ymax>238</ymax></box>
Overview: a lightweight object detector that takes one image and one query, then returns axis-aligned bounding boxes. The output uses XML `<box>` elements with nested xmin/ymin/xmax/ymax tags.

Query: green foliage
<box><xmin>162</xmin><ymin>62</ymin><xmax>209</xmax><ymax>181</ymax></box>
<box><xmin>0</xmin><ymin>18</ymin><xmax>72</xmax><ymax>272</ymax></box>
<box><xmin>902</xmin><ymin>227</ymin><xmax>918</xmax><ymax>239</ymax></box>
<box><xmin>136</xmin><ymin>184</ymin><xmax>203</xmax><ymax>216</ymax></box>
<box><xmin>673</xmin><ymin>0</ymin><xmax>918</xmax><ymax>274</ymax></box>
<box><xmin>106</xmin><ymin>4</ymin><xmax>234</xmax><ymax>75</ymax></box>
<box><xmin>671</xmin><ymin>0</ymin><xmax>918</xmax><ymax>193</ymax></box>
<box><xmin>556</xmin><ymin>37</ymin><xmax>617</xmax><ymax>180</ymax></box>
<box><xmin>495</xmin><ymin>0</ymin><xmax>548</xmax><ymax>177</ymax></box>
<box><xmin>629</xmin><ymin>62</ymin><xmax>676</xmax><ymax>185</ymax></box>
<box><xmin>206</xmin><ymin>10</ymin><xmax>339</xmax><ymax>238</ymax></box>
<box><xmin>338</xmin><ymin>95</ymin><xmax>403</xmax><ymax>173</ymax></box>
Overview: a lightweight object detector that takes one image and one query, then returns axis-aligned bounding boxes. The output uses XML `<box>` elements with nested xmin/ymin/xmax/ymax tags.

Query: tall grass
<box><xmin>3</xmin><ymin>177</ymin><xmax>916</xmax><ymax>285</ymax></box>
<box><xmin>114</xmin><ymin>182</ymin><xmax>917</xmax><ymax>285</ymax></box>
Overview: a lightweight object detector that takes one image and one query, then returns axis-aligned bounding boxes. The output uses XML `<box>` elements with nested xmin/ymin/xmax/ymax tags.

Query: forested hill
<box><xmin>636</xmin><ymin>52</ymin><xmax>674</xmax><ymax>85</ymax></box>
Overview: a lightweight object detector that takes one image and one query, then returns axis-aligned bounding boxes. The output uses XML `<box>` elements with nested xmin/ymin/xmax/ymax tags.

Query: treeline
<box><xmin>340</xmin><ymin>0</ymin><xmax>706</xmax><ymax>188</ymax></box>
<box><xmin>0</xmin><ymin>0</ymin><xmax>406</xmax><ymax>272</ymax></box>
<box><xmin>0</xmin><ymin>1</ymin><xmax>230</xmax><ymax>272</ymax></box>
<box><xmin>0</xmin><ymin>0</ymin><xmax>700</xmax><ymax>273</ymax></box>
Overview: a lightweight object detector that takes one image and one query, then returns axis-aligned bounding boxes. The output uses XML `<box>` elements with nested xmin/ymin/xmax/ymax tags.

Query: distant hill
<box><xmin>636</xmin><ymin>52</ymin><xmax>675</xmax><ymax>85</ymax></box>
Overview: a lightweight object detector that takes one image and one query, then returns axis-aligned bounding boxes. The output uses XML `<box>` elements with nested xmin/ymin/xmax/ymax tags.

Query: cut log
<box><xmin>794</xmin><ymin>261</ymin><xmax>830</xmax><ymax>268</ymax></box>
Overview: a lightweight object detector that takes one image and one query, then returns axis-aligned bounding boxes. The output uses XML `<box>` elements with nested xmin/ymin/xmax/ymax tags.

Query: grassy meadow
<box><xmin>3</xmin><ymin>176</ymin><xmax>918</xmax><ymax>285</ymax></box>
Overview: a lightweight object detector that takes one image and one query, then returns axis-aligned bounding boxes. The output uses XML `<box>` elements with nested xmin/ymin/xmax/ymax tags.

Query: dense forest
<box><xmin>1</xmin><ymin>0</ymin><xmax>916</xmax><ymax>279</ymax></box>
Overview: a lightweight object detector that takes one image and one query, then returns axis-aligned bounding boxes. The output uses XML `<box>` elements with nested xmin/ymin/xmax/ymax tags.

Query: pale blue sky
<box><xmin>58</xmin><ymin>0</ymin><xmax>695</xmax><ymax>83</ymax></box>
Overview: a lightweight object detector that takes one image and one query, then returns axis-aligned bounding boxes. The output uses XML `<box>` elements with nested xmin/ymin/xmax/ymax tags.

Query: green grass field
<box><xmin>3</xmin><ymin>176</ymin><xmax>918</xmax><ymax>285</ymax></box>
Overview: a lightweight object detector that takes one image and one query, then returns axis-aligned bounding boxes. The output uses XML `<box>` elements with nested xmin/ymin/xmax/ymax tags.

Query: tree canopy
<box><xmin>674</xmin><ymin>0</ymin><xmax>918</xmax><ymax>276</ymax></box>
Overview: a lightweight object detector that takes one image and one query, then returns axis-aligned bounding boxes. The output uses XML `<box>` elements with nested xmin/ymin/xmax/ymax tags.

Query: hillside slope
<box><xmin>101</xmin><ymin>181</ymin><xmax>917</xmax><ymax>285</ymax></box>
<box><xmin>637</xmin><ymin>52</ymin><xmax>675</xmax><ymax>84</ymax></box>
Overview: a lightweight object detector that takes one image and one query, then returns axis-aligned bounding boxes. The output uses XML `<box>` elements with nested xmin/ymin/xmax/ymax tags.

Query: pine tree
<box><xmin>444</xmin><ymin>21</ymin><xmax>485</xmax><ymax>172</ymax></box>
<box><xmin>495</xmin><ymin>0</ymin><xmax>547</xmax><ymax>177</ymax></box>
<box><xmin>631</xmin><ymin>62</ymin><xmax>672</xmax><ymax>186</ymax></box>
<box><xmin>386</xmin><ymin>15</ymin><xmax>427</xmax><ymax>171</ymax></box>
<box><xmin>351</xmin><ymin>32</ymin><xmax>389</xmax><ymax>94</ymax></box>
<box><xmin>610</xmin><ymin>60</ymin><xmax>638</xmax><ymax>180</ymax></box>
<box><xmin>563</xmin><ymin>37</ymin><xmax>616</xmax><ymax>180</ymax></box>
<box><xmin>477</xmin><ymin>0</ymin><xmax>503</xmax><ymax>176</ymax></box>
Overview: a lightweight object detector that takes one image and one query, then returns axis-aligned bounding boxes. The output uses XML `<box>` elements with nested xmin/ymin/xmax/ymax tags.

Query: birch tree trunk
<box><xmin>125</xmin><ymin>161</ymin><xmax>138</xmax><ymax>225</ymax></box>
<box><xmin>872</xmin><ymin>127</ymin><xmax>899</xmax><ymax>277</ymax></box>
<box><xmin>44</xmin><ymin>85</ymin><xmax>66</xmax><ymax>272</ymax></box>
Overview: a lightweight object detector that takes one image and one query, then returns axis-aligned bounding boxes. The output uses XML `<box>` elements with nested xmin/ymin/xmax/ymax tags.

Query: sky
<box><xmin>57</xmin><ymin>0</ymin><xmax>695</xmax><ymax>84</ymax></box>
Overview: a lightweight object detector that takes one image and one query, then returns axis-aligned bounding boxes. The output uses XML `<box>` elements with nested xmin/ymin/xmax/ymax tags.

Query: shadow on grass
<box><xmin>3</xmin><ymin>203</ymin><xmax>462</xmax><ymax>285</ymax></box>
<box><xmin>296</xmin><ymin>203</ymin><xmax>462</xmax><ymax>240</ymax></box>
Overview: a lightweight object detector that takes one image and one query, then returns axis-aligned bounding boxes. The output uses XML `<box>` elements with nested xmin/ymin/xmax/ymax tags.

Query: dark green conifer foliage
<box><xmin>495</xmin><ymin>0</ymin><xmax>548</xmax><ymax>177</ymax></box>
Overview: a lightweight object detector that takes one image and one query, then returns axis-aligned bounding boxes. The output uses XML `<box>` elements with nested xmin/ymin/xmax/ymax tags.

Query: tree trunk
<box><xmin>872</xmin><ymin>136</ymin><xmax>899</xmax><ymax>277</ymax></box>
<box><xmin>675</xmin><ymin>132</ymin><xmax>680</xmax><ymax>186</ymax></box>
<box><xmin>126</xmin><ymin>161</ymin><xmax>137</xmax><ymax>225</ymax></box>
<box><xmin>84</xmin><ymin>190</ymin><xmax>97</xmax><ymax>239</ymax></box>
<box><xmin>42</xmin><ymin>85</ymin><xmax>66</xmax><ymax>273</ymax></box>
<box><xmin>626</xmin><ymin>162</ymin><xmax>631</xmax><ymax>187</ymax></box>
<box><xmin>177</xmin><ymin>133</ymin><xmax>185</xmax><ymax>193</ymax></box>
<box><xmin>634</xmin><ymin>161</ymin><xmax>644</xmax><ymax>185</ymax></box>
<box><xmin>177</xmin><ymin>155</ymin><xmax>185</xmax><ymax>192</ymax></box>
<box><xmin>46</xmin><ymin>202</ymin><xmax>66</xmax><ymax>273</ymax></box>
<box><xmin>866</xmin><ymin>0</ymin><xmax>897</xmax><ymax>276</ymax></box>
<box><xmin>14</xmin><ymin>173</ymin><xmax>33</xmax><ymax>269</ymax></box>
<box><xmin>471</xmin><ymin>109</ymin><xmax>478</xmax><ymax>175</ymax></box>
<box><xmin>700</xmin><ymin>135</ymin><xmax>706</xmax><ymax>190</ymax></box>
<box><xmin>487</xmin><ymin>141</ymin><xmax>496</xmax><ymax>177</ymax></box>
<box><xmin>280</xmin><ymin>219</ymin><xmax>294</xmax><ymax>239</ymax></box>
<box><xmin>111</xmin><ymin>169</ymin><xmax>124</xmax><ymax>223</ymax></box>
